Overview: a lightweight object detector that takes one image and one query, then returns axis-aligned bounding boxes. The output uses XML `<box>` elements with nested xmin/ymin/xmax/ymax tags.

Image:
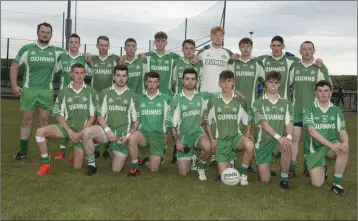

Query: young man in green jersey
<box><xmin>11</xmin><ymin>22</ymin><xmax>65</xmax><ymax>160</ymax></box>
<box><xmin>205</xmin><ymin>70</ymin><xmax>255</xmax><ymax>185</ymax></box>
<box><xmin>54</xmin><ymin>33</ymin><xmax>93</xmax><ymax>162</ymax></box>
<box><xmin>81</xmin><ymin>65</ymin><xmax>140</xmax><ymax>176</ymax></box>
<box><xmin>171</xmin><ymin>39</ymin><xmax>203</xmax><ymax>165</ymax></box>
<box><xmin>169</xmin><ymin>68</ymin><xmax>212</xmax><ymax>181</ymax></box>
<box><xmin>122</xmin><ymin>38</ymin><xmax>147</xmax><ymax>94</ymax></box>
<box><xmin>35</xmin><ymin>63</ymin><xmax>98</xmax><ymax>175</ymax></box>
<box><xmin>253</xmin><ymin>71</ymin><xmax>294</xmax><ymax>189</ymax></box>
<box><xmin>87</xmin><ymin>36</ymin><xmax>120</xmax><ymax>159</ymax></box>
<box><xmin>288</xmin><ymin>41</ymin><xmax>332</xmax><ymax>178</ymax></box>
<box><xmin>303</xmin><ymin>80</ymin><xmax>349</xmax><ymax>194</ymax></box>
<box><xmin>127</xmin><ymin>72</ymin><xmax>172</xmax><ymax>177</ymax></box>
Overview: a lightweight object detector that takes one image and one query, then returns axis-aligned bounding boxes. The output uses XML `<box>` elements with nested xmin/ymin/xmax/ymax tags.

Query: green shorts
<box><xmin>305</xmin><ymin>142</ymin><xmax>336</xmax><ymax>170</ymax></box>
<box><xmin>20</xmin><ymin>88</ymin><xmax>54</xmax><ymax>111</ymax></box>
<box><xmin>176</xmin><ymin>130</ymin><xmax>204</xmax><ymax>159</ymax></box>
<box><xmin>140</xmin><ymin>130</ymin><xmax>166</xmax><ymax>157</ymax></box>
<box><xmin>216</xmin><ymin>134</ymin><xmax>243</xmax><ymax>163</ymax></box>
<box><xmin>255</xmin><ymin>139</ymin><xmax>278</xmax><ymax>165</ymax></box>
<box><xmin>109</xmin><ymin>131</ymin><xmax>129</xmax><ymax>157</ymax></box>
<box><xmin>56</xmin><ymin>124</ymin><xmax>83</xmax><ymax>149</ymax></box>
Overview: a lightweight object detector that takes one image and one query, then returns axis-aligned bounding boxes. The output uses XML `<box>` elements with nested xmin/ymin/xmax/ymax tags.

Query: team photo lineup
<box><xmin>10</xmin><ymin>22</ymin><xmax>351</xmax><ymax>194</ymax></box>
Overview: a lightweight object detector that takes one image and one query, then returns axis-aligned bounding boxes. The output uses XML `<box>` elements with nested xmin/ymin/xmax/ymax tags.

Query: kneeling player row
<box><xmin>35</xmin><ymin>63</ymin><xmax>349</xmax><ymax>194</ymax></box>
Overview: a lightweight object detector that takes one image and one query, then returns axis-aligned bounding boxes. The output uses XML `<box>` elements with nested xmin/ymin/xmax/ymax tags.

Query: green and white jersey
<box><xmin>14</xmin><ymin>41</ymin><xmax>65</xmax><ymax>89</ymax></box>
<box><xmin>289</xmin><ymin>62</ymin><xmax>331</xmax><ymax>123</ymax></box>
<box><xmin>205</xmin><ymin>92</ymin><xmax>249</xmax><ymax>139</ymax></box>
<box><xmin>99</xmin><ymin>86</ymin><xmax>139</xmax><ymax>133</ymax></box>
<box><xmin>256</xmin><ymin>54</ymin><xmax>300</xmax><ymax>99</ymax></box>
<box><xmin>172</xmin><ymin>57</ymin><xmax>203</xmax><ymax>95</ymax></box>
<box><xmin>303</xmin><ymin>101</ymin><xmax>346</xmax><ymax>153</ymax></box>
<box><xmin>125</xmin><ymin>55</ymin><xmax>147</xmax><ymax>94</ymax></box>
<box><xmin>53</xmin><ymin>82</ymin><xmax>99</xmax><ymax>132</ymax></box>
<box><xmin>138</xmin><ymin>91</ymin><xmax>171</xmax><ymax>134</ymax></box>
<box><xmin>91</xmin><ymin>53</ymin><xmax>120</xmax><ymax>91</ymax></box>
<box><xmin>145</xmin><ymin>51</ymin><xmax>180</xmax><ymax>96</ymax></box>
<box><xmin>230</xmin><ymin>58</ymin><xmax>265</xmax><ymax>108</ymax></box>
<box><xmin>168</xmin><ymin>90</ymin><xmax>206</xmax><ymax>137</ymax></box>
<box><xmin>198</xmin><ymin>47</ymin><xmax>233</xmax><ymax>93</ymax></box>
<box><xmin>57</xmin><ymin>52</ymin><xmax>93</xmax><ymax>89</ymax></box>
<box><xmin>253</xmin><ymin>94</ymin><xmax>293</xmax><ymax>149</ymax></box>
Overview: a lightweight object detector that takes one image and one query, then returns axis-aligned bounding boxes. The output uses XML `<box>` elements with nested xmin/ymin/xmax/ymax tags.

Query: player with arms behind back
<box><xmin>35</xmin><ymin>63</ymin><xmax>98</xmax><ymax>175</ymax></box>
<box><xmin>253</xmin><ymin>71</ymin><xmax>293</xmax><ymax>189</ymax></box>
<box><xmin>205</xmin><ymin>70</ymin><xmax>255</xmax><ymax>185</ymax></box>
<box><xmin>127</xmin><ymin>72</ymin><xmax>172</xmax><ymax>176</ymax></box>
<box><xmin>11</xmin><ymin>22</ymin><xmax>65</xmax><ymax>160</ymax></box>
<box><xmin>288</xmin><ymin>41</ymin><xmax>332</xmax><ymax>178</ymax></box>
<box><xmin>303</xmin><ymin>80</ymin><xmax>349</xmax><ymax>194</ymax></box>
<box><xmin>81</xmin><ymin>65</ymin><xmax>140</xmax><ymax>176</ymax></box>
<box><xmin>168</xmin><ymin>68</ymin><xmax>212</xmax><ymax>181</ymax></box>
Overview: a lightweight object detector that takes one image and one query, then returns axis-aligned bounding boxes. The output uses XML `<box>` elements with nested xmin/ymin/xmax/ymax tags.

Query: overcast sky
<box><xmin>1</xmin><ymin>1</ymin><xmax>357</xmax><ymax>75</ymax></box>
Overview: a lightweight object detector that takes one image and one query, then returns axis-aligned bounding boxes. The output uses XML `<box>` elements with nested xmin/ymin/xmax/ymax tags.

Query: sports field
<box><xmin>1</xmin><ymin>99</ymin><xmax>356</xmax><ymax>220</ymax></box>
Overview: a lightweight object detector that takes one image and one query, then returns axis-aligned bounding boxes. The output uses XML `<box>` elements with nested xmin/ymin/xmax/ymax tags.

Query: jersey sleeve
<box><xmin>317</xmin><ymin>64</ymin><xmax>332</xmax><ymax>85</ymax></box>
<box><xmin>285</xmin><ymin>101</ymin><xmax>294</xmax><ymax>125</ymax></box>
<box><xmin>13</xmin><ymin>45</ymin><xmax>29</xmax><ymax>65</ymax></box>
<box><xmin>130</xmin><ymin>94</ymin><xmax>140</xmax><ymax>123</ymax></box>
<box><xmin>253</xmin><ymin>54</ymin><xmax>268</xmax><ymax>62</ymax></box>
<box><xmin>52</xmin><ymin>89</ymin><xmax>65</xmax><ymax>118</ymax></box>
<box><xmin>168</xmin><ymin>97</ymin><xmax>180</xmax><ymax>128</ymax></box>
<box><xmin>163</xmin><ymin>96</ymin><xmax>172</xmax><ymax>132</ymax></box>
<box><xmin>336</xmin><ymin>108</ymin><xmax>346</xmax><ymax>132</ymax></box>
<box><xmin>54</xmin><ymin>47</ymin><xmax>65</xmax><ymax>60</ymax></box>
<box><xmin>169</xmin><ymin>52</ymin><xmax>180</xmax><ymax>60</ymax></box>
<box><xmin>98</xmin><ymin>90</ymin><xmax>108</xmax><ymax>118</ymax></box>
<box><xmin>196</xmin><ymin>62</ymin><xmax>204</xmax><ymax>91</ymax></box>
<box><xmin>55</xmin><ymin>54</ymin><xmax>63</xmax><ymax>73</ymax></box>
<box><xmin>112</xmin><ymin>54</ymin><xmax>120</xmax><ymax>65</ymax></box>
<box><xmin>253</xmin><ymin>100</ymin><xmax>267</xmax><ymax>125</ymax></box>
<box><xmin>289</xmin><ymin>66</ymin><xmax>295</xmax><ymax>86</ymax></box>
<box><xmin>303</xmin><ymin>105</ymin><xmax>314</xmax><ymax>128</ymax></box>
<box><xmin>89</xmin><ymin>89</ymin><xmax>99</xmax><ymax>116</ymax></box>
<box><xmin>238</xmin><ymin>101</ymin><xmax>249</xmax><ymax>126</ymax></box>
<box><xmin>85</xmin><ymin>59</ymin><xmax>93</xmax><ymax>76</ymax></box>
<box><xmin>204</xmin><ymin>98</ymin><xmax>216</xmax><ymax>125</ymax></box>
<box><xmin>172</xmin><ymin>63</ymin><xmax>178</xmax><ymax>86</ymax></box>
<box><xmin>197</xmin><ymin>48</ymin><xmax>207</xmax><ymax>61</ymax></box>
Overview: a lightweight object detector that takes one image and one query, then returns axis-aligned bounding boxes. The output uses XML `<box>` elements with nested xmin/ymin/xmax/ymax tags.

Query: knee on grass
<box><xmin>311</xmin><ymin>180</ymin><xmax>324</xmax><ymax>188</ymax></box>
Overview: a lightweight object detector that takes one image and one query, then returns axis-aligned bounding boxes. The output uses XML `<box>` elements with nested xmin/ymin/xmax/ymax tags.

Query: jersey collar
<box><xmin>218</xmin><ymin>90</ymin><xmax>235</xmax><ymax>104</ymax></box>
<box><xmin>97</xmin><ymin>52</ymin><xmax>111</xmax><ymax>61</ymax></box>
<box><xmin>124</xmin><ymin>54</ymin><xmax>139</xmax><ymax>65</ymax></box>
<box><xmin>35</xmin><ymin>40</ymin><xmax>50</xmax><ymax>50</ymax></box>
<box><xmin>300</xmin><ymin>60</ymin><xmax>315</xmax><ymax>68</ymax></box>
<box><xmin>111</xmin><ymin>85</ymin><xmax>128</xmax><ymax>96</ymax></box>
<box><xmin>145</xmin><ymin>90</ymin><xmax>161</xmax><ymax>100</ymax></box>
<box><xmin>67</xmin><ymin>51</ymin><xmax>81</xmax><ymax>59</ymax></box>
<box><xmin>68</xmin><ymin>82</ymin><xmax>86</xmax><ymax>94</ymax></box>
<box><xmin>181</xmin><ymin>57</ymin><xmax>192</xmax><ymax>65</ymax></box>
<box><xmin>269</xmin><ymin>53</ymin><xmax>285</xmax><ymax>60</ymax></box>
<box><xmin>314</xmin><ymin>100</ymin><xmax>333</xmax><ymax>113</ymax></box>
<box><xmin>155</xmin><ymin>51</ymin><xmax>169</xmax><ymax>58</ymax></box>
<box><xmin>263</xmin><ymin>93</ymin><xmax>282</xmax><ymax>104</ymax></box>
<box><xmin>180</xmin><ymin>90</ymin><xmax>198</xmax><ymax>101</ymax></box>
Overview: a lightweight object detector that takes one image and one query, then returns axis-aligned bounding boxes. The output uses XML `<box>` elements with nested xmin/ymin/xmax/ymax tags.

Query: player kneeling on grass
<box><xmin>127</xmin><ymin>72</ymin><xmax>171</xmax><ymax>176</ymax></box>
<box><xmin>252</xmin><ymin>71</ymin><xmax>293</xmax><ymax>189</ymax></box>
<box><xmin>81</xmin><ymin>64</ymin><xmax>140</xmax><ymax>175</ymax></box>
<box><xmin>36</xmin><ymin>63</ymin><xmax>99</xmax><ymax>175</ymax></box>
<box><xmin>168</xmin><ymin>68</ymin><xmax>212</xmax><ymax>180</ymax></box>
<box><xmin>303</xmin><ymin>80</ymin><xmax>349</xmax><ymax>194</ymax></box>
<box><xmin>205</xmin><ymin>70</ymin><xmax>254</xmax><ymax>185</ymax></box>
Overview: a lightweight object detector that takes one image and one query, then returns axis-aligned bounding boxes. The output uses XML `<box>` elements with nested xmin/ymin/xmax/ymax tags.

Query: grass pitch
<box><xmin>1</xmin><ymin>99</ymin><xmax>356</xmax><ymax>220</ymax></box>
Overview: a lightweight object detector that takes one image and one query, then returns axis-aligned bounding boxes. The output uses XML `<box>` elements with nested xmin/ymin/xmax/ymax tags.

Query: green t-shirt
<box><xmin>253</xmin><ymin>94</ymin><xmax>293</xmax><ymax>148</ymax></box>
<box><xmin>138</xmin><ymin>91</ymin><xmax>172</xmax><ymax>133</ymax></box>
<box><xmin>14</xmin><ymin>42</ymin><xmax>65</xmax><ymax>89</ymax></box>
<box><xmin>98</xmin><ymin>86</ymin><xmax>140</xmax><ymax>133</ymax></box>
<box><xmin>168</xmin><ymin>90</ymin><xmax>206</xmax><ymax>137</ymax></box>
<box><xmin>125</xmin><ymin>55</ymin><xmax>147</xmax><ymax>94</ymax></box>
<box><xmin>289</xmin><ymin>62</ymin><xmax>331</xmax><ymax>123</ymax></box>
<box><xmin>91</xmin><ymin>54</ymin><xmax>120</xmax><ymax>91</ymax></box>
<box><xmin>172</xmin><ymin>58</ymin><xmax>203</xmax><ymax>95</ymax></box>
<box><xmin>57</xmin><ymin>52</ymin><xmax>93</xmax><ymax>89</ymax></box>
<box><xmin>303</xmin><ymin>101</ymin><xmax>345</xmax><ymax>153</ymax></box>
<box><xmin>52</xmin><ymin>82</ymin><xmax>99</xmax><ymax>132</ymax></box>
<box><xmin>145</xmin><ymin>51</ymin><xmax>180</xmax><ymax>95</ymax></box>
<box><xmin>205</xmin><ymin>92</ymin><xmax>249</xmax><ymax>139</ymax></box>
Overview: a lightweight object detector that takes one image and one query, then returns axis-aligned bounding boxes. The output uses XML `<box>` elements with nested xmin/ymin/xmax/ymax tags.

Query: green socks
<box><xmin>197</xmin><ymin>160</ymin><xmax>207</xmax><ymax>169</ymax></box>
<box><xmin>41</xmin><ymin>153</ymin><xmax>50</xmax><ymax>164</ymax></box>
<box><xmin>132</xmin><ymin>160</ymin><xmax>139</xmax><ymax>170</ymax></box>
<box><xmin>280</xmin><ymin>172</ymin><xmax>289</xmax><ymax>182</ymax></box>
<box><xmin>290</xmin><ymin>161</ymin><xmax>297</xmax><ymax>173</ymax></box>
<box><xmin>95</xmin><ymin>144</ymin><xmax>100</xmax><ymax>152</ymax></box>
<box><xmin>86</xmin><ymin>154</ymin><xmax>96</xmax><ymax>167</ymax></box>
<box><xmin>60</xmin><ymin>144</ymin><xmax>66</xmax><ymax>153</ymax></box>
<box><xmin>333</xmin><ymin>174</ymin><xmax>343</xmax><ymax>185</ymax></box>
<box><xmin>20</xmin><ymin>139</ymin><xmax>29</xmax><ymax>153</ymax></box>
<box><xmin>239</xmin><ymin>164</ymin><xmax>249</xmax><ymax>175</ymax></box>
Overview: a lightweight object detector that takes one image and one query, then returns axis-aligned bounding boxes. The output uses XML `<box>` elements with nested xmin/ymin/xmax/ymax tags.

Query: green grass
<box><xmin>1</xmin><ymin>99</ymin><xmax>357</xmax><ymax>220</ymax></box>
